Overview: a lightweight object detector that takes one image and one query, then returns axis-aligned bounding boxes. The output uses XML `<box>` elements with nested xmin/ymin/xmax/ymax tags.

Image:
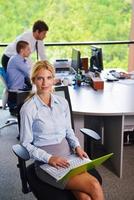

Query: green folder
<box><xmin>59</xmin><ymin>153</ymin><xmax>113</xmax><ymax>182</ymax></box>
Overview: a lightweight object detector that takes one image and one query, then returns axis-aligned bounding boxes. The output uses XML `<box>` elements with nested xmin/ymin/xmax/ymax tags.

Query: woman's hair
<box><xmin>31</xmin><ymin>60</ymin><xmax>55</xmax><ymax>83</ymax></box>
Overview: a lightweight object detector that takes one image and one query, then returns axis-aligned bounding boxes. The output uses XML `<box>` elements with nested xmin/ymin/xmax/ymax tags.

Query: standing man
<box><xmin>1</xmin><ymin>20</ymin><xmax>49</xmax><ymax>71</ymax></box>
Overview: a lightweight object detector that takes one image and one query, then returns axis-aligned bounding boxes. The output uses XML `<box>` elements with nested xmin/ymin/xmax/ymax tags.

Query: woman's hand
<box><xmin>48</xmin><ymin>156</ymin><xmax>70</xmax><ymax>169</ymax></box>
<box><xmin>75</xmin><ymin>146</ymin><xmax>88</xmax><ymax>159</ymax></box>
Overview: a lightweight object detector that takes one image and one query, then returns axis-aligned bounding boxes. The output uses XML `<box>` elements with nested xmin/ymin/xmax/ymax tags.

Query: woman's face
<box><xmin>34</xmin><ymin>68</ymin><xmax>54</xmax><ymax>95</ymax></box>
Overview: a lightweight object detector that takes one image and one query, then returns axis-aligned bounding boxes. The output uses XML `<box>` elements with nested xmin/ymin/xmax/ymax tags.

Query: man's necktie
<box><xmin>35</xmin><ymin>41</ymin><xmax>39</xmax><ymax>61</ymax></box>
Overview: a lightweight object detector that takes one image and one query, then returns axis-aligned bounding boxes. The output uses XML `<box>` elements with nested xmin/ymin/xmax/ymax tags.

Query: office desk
<box><xmin>68</xmin><ymin>81</ymin><xmax>134</xmax><ymax>178</ymax></box>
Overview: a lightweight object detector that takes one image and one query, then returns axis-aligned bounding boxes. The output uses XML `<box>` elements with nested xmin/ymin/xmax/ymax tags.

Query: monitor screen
<box><xmin>90</xmin><ymin>46</ymin><xmax>103</xmax><ymax>72</ymax></box>
<box><xmin>71</xmin><ymin>48</ymin><xmax>81</xmax><ymax>72</ymax></box>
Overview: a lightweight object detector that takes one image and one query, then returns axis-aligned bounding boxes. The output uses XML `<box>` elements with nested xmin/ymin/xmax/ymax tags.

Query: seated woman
<box><xmin>20</xmin><ymin>60</ymin><xmax>104</xmax><ymax>200</ymax></box>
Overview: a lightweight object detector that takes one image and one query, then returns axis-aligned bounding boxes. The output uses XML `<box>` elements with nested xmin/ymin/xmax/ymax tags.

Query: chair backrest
<box><xmin>0</xmin><ymin>67</ymin><xmax>8</xmax><ymax>108</ymax></box>
<box><xmin>54</xmin><ymin>86</ymin><xmax>74</xmax><ymax>129</ymax></box>
<box><xmin>17</xmin><ymin>86</ymin><xmax>74</xmax><ymax>130</ymax></box>
<box><xmin>0</xmin><ymin>66</ymin><xmax>7</xmax><ymax>88</ymax></box>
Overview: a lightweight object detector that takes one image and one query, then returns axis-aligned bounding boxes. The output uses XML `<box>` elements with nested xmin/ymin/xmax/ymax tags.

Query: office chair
<box><xmin>12</xmin><ymin>86</ymin><xmax>102</xmax><ymax>200</ymax></box>
<box><xmin>0</xmin><ymin>66</ymin><xmax>30</xmax><ymax>130</ymax></box>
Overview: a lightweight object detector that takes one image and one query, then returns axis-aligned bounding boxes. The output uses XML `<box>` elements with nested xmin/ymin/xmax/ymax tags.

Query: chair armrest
<box><xmin>12</xmin><ymin>144</ymin><xmax>31</xmax><ymax>194</ymax></box>
<box><xmin>12</xmin><ymin>144</ymin><xmax>30</xmax><ymax>161</ymax></box>
<box><xmin>80</xmin><ymin>128</ymin><xmax>101</xmax><ymax>140</ymax></box>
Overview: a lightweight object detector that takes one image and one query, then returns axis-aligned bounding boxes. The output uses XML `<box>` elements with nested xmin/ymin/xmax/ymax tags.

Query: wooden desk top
<box><xmin>69</xmin><ymin>81</ymin><xmax>134</xmax><ymax>116</ymax></box>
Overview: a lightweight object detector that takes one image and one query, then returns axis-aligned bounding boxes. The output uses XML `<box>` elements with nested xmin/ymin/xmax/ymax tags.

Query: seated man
<box><xmin>6</xmin><ymin>40</ymin><xmax>32</xmax><ymax>91</ymax></box>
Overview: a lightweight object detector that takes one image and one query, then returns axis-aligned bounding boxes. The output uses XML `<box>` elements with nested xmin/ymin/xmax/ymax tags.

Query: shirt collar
<box><xmin>17</xmin><ymin>54</ymin><xmax>27</xmax><ymax>63</ymax></box>
<box><xmin>33</xmin><ymin>94</ymin><xmax>59</xmax><ymax>109</ymax></box>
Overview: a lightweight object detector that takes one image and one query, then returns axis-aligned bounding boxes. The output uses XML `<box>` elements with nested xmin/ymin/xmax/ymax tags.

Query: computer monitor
<box><xmin>71</xmin><ymin>48</ymin><xmax>81</xmax><ymax>73</ymax></box>
<box><xmin>90</xmin><ymin>46</ymin><xmax>103</xmax><ymax>72</ymax></box>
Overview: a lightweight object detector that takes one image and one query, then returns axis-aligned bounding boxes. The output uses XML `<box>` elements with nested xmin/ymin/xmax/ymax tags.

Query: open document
<box><xmin>40</xmin><ymin>153</ymin><xmax>113</xmax><ymax>181</ymax></box>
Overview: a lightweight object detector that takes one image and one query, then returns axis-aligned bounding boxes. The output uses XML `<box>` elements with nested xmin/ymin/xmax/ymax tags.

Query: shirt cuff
<box><xmin>43</xmin><ymin>153</ymin><xmax>52</xmax><ymax>163</ymax></box>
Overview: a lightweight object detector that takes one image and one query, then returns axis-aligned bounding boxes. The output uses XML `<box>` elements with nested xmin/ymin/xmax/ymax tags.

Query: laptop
<box><xmin>40</xmin><ymin>153</ymin><xmax>113</xmax><ymax>181</ymax></box>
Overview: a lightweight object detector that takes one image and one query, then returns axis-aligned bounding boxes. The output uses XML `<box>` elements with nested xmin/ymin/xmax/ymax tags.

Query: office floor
<box><xmin>0</xmin><ymin>109</ymin><xmax>134</xmax><ymax>200</ymax></box>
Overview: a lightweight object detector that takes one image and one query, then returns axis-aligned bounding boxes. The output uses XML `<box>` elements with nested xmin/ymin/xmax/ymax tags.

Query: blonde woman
<box><xmin>20</xmin><ymin>60</ymin><xmax>104</xmax><ymax>200</ymax></box>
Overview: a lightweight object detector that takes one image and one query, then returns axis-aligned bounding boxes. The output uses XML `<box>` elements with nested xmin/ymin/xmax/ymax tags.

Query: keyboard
<box><xmin>40</xmin><ymin>155</ymin><xmax>91</xmax><ymax>181</ymax></box>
